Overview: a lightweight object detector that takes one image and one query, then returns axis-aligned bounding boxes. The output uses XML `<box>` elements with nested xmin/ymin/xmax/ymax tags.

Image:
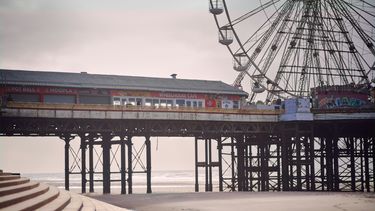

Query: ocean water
<box><xmin>23</xmin><ymin>169</ymin><xmax>219</xmax><ymax>194</ymax></box>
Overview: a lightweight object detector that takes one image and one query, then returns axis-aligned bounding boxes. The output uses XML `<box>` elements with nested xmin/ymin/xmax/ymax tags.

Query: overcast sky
<box><xmin>0</xmin><ymin>0</ymin><xmax>251</xmax><ymax>173</ymax></box>
<box><xmin>0</xmin><ymin>0</ymin><xmax>240</xmax><ymax>80</ymax></box>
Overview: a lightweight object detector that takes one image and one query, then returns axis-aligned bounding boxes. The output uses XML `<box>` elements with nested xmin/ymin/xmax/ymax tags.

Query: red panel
<box><xmin>205</xmin><ymin>99</ymin><xmax>217</xmax><ymax>107</ymax></box>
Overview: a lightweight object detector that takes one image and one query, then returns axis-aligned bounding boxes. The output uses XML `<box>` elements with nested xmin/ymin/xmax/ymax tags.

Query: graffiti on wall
<box><xmin>318</xmin><ymin>94</ymin><xmax>369</xmax><ymax>109</ymax></box>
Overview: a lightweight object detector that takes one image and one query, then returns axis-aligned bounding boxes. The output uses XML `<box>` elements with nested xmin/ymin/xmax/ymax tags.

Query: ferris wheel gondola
<box><xmin>209</xmin><ymin>0</ymin><xmax>375</xmax><ymax>103</ymax></box>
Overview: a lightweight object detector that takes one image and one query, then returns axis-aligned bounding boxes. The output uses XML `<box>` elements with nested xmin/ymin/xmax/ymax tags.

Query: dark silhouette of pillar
<box><xmin>121</xmin><ymin>136</ymin><xmax>126</xmax><ymax>194</ymax></box>
<box><xmin>80</xmin><ymin>134</ymin><xmax>87</xmax><ymax>193</ymax></box>
<box><xmin>231</xmin><ymin>137</ymin><xmax>236</xmax><ymax>191</ymax></box>
<box><xmin>102</xmin><ymin>133</ymin><xmax>111</xmax><ymax>194</ymax></box>
<box><xmin>218</xmin><ymin>137</ymin><xmax>223</xmax><ymax>192</ymax></box>
<box><xmin>127</xmin><ymin>136</ymin><xmax>133</xmax><ymax>194</ymax></box>
<box><xmin>205</xmin><ymin>138</ymin><xmax>209</xmax><ymax>192</ymax></box>
<box><xmin>88</xmin><ymin>136</ymin><xmax>94</xmax><ymax>193</ymax></box>
<box><xmin>281</xmin><ymin>134</ymin><xmax>289</xmax><ymax>191</ymax></box>
<box><xmin>63</xmin><ymin>134</ymin><xmax>74</xmax><ymax>191</ymax></box>
<box><xmin>195</xmin><ymin>137</ymin><xmax>199</xmax><ymax>192</ymax></box>
<box><xmin>146</xmin><ymin>135</ymin><xmax>152</xmax><ymax>193</ymax></box>
<box><xmin>208</xmin><ymin>138</ymin><xmax>213</xmax><ymax>192</ymax></box>
<box><xmin>237</xmin><ymin>136</ymin><xmax>245</xmax><ymax>191</ymax></box>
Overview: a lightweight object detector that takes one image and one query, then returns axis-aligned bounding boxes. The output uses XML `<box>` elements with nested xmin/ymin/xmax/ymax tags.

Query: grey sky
<box><xmin>0</xmin><ymin>0</ymin><xmax>238</xmax><ymax>80</ymax></box>
<box><xmin>0</xmin><ymin>0</ymin><xmax>239</xmax><ymax>173</ymax></box>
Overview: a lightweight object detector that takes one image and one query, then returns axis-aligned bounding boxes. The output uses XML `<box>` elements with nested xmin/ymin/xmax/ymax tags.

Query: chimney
<box><xmin>170</xmin><ymin>73</ymin><xmax>177</xmax><ymax>79</ymax></box>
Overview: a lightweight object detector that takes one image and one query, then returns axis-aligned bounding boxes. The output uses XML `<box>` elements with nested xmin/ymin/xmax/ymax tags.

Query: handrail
<box><xmin>5</xmin><ymin>101</ymin><xmax>284</xmax><ymax>115</ymax></box>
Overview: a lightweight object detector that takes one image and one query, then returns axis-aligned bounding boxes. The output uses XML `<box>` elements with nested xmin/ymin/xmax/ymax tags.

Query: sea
<box><xmin>23</xmin><ymin>169</ymin><xmax>220</xmax><ymax>194</ymax></box>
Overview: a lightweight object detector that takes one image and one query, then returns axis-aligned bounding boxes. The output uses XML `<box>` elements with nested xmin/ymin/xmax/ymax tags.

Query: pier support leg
<box><xmin>146</xmin><ymin>135</ymin><xmax>152</xmax><ymax>194</ymax></box>
<box><xmin>350</xmin><ymin>138</ymin><xmax>356</xmax><ymax>191</ymax></box>
<box><xmin>195</xmin><ymin>137</ymin><xmax>199</xmax><ymax>192</ymax></box>
<box><xmin>218</xmin><ymin>137</ymin><xmax>223</xmax><ymax>192</ymax></box>
<box><xmin>208</xmin><ymin>138</ymin><xmax>213</xmax><ymax>192</ymax></box>
<box><xmin>89</xmin><ymin>137</ymin><xmax>94</xmax><ymax>193</ymax></box>
<box><xmin>333</xmin><ymin>138</ymin><xmax>340</xmax><ymax>191</ymax></box>
<box><xmin>231</xmin><ymin>137</ymin><xmax>236</xmax><ymax>191</ymax></box>
<box><xmin>102</xmin><ymin>133</ymin><xmax>111</xmax><ymax>194</ymax></box>
<box><xmin>326</xmin><ymin>137</ymin><xmax>334</xmax><ymax>191</ymax></box>
<box><xmin>237</xmin><ymin>136</ymin><xmax>245</xmax><ymax>191</ymax></box>
<box><xmin>121</xmin><ymin>136</ymin><xmax>126</xmax><ymax>194</ymax></box>
<box><xmin>127</xmin><ymin>137</ymin><xmax>133</xmax><ymax>194</ymax></box>
<box><xmin>80</xmin><ymin>134</ymin><xmax>87</xmax><ymax>193</ymax></box>
<box><xmin>205</xmin><ymin>138</ymin><xmax>209</xmax><ymax>192</ymax></box>
<box><xmin>63</xmin><ymin>135</ymin><xmax>73</xmax><ymax>191</ymax></box>
<box><xmin>281</xmin><ymin>134</ymin><xmax>289</xmax><ymax>191</ymax></box>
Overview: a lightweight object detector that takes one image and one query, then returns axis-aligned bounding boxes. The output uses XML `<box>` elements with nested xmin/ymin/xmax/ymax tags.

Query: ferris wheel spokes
<box><xmin>210</xmin><ymin>0</ymin><xmax>374</xmax><ymax>103</ymax></box>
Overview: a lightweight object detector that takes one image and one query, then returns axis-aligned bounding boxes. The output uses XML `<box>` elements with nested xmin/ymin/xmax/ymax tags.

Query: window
<box><xmin>113</xmin><ymin>97</ymin><xmax>121</xmax><ymax>105</ymax></box>
<box><xmin>233</xmin><ymin>101</ymin><xmax>239</xmax><ymax>109</ymax></box>
<box><xmin>80</xmin><ymin>96</ymin><xmax>110</xmax><ymax>105</ymax></box>
<box><xmin>145</xmin><ymin>99</ymin><xmax>152</xmax><ymax>106</ymax></box>
<box><xmin>128</xmin><ymin>98</ymin><xmax>136</xmax><ymax>106</ymax></box>
<box><xmin>167</xmin><ymin>100</ymin><xmax>173</xmax><ymax>107</ymax></box>
<box><xmin>153</xmin><ymin>99</ymin><xmax>160</xmax><ymax>107</ymax></box>
<box><xmin>186</xmin><ymin>101</ymin><xmax>192</xmax><ymax>107</ymax></box>
<box><xmin>10</xmin><ymin>94</ymin><xmax>40</xmax><ymax>103</ymax></box>
<box><xmin>121</xmin><ymin>98</ymin><xmax>127</xmax><ymax>105</ymax></box>
<box><xmin>176</xmin><ymin>99</ymin><xmax>185</xmax><ymax>107</ymax></box>
<box><xmin>193</xmin><ymin>101</ymin><xmax>198</xmax><ymax>108</ymax></box>
<box><xmin>136</xmin><ymin>98</ymin><xmax>142</xmax><ymax>106</ymax></box>
<box><xmin>160</xmin><ymin>99</ymin><xmax>167</xmax><ymax>107</ymax></box>
<box><xmin>198</xmin><ymin>101</ymin><xmax>203</xmax><ymax>108</ymax></box>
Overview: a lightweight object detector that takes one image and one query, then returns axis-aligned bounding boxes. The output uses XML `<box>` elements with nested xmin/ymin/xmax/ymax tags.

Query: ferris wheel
<box><xmin>209</xmin><ymin>0</ymin><xmax>375</xmax><ymax>103</ymax></box>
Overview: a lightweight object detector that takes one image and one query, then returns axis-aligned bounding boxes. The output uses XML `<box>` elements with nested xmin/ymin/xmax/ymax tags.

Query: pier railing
<box><xmin>3</xmin><ymin>101</ymin><xmax>284</xmax><ymax>115</ymax></box>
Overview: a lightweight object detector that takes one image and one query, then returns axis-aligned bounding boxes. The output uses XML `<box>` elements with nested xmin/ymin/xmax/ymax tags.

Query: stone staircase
<box><xmin>0</xmin><ymin>170</ymin><xmax>126</xmax><ymax>211</ymax></box>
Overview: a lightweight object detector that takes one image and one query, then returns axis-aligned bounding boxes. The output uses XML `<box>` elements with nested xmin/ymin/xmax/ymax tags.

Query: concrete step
<box><xmin>1</xmin><ymin>185</ymin><xmax>59</xmax><ymax>211</ymax></box>
<box><xmin>38</xmin><ymin>189</ymin><xmax>71</xmax><ymax>211</ymax></box>
<box><xmin>0</xmin><ymin>177</ymin><xmax>30</xmax><ymax>188</ymax></box>
<box><xmin>80</xmin><ymin>195</ymin><xmax>96</xmax><ymax>211</ymax></box>
<box><xmin>0</xmin><ymin>174</ymin><xmax>21</xmax><ymax>181</ymax></box>
<box><xmin>63</xmin><ymin>193</ymin><xmax>83</xmax><ymax>211</ymax></box>
<box><xmin>0</xmin><ymin>183</ymin><xmax>49</xmax><ymax>208</ymax></box>
<box><xmin>0</xmin><ymin>172</ymin><xmax>18</xmax><ymax>176</ymax></box>
<box><xmin>0</xmin><ymin>181</ymin><xmax>39</xmax><ymax>196</ymax></box>
<box><xmin>85</xmin><ymin>196</ymin><xmax>126</xmax><ymax>211</ymax></box>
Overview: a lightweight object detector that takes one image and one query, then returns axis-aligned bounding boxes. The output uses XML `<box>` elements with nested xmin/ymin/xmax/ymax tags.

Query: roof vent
<box><xmin>170</xmin><ymin>73</ymin><xmax>177</xmax><ymax>79</ymax></box>
<box><xmin>81</xmin><ymin>71</ymin><xmax>88</xmax><ymax>74</ymax></box>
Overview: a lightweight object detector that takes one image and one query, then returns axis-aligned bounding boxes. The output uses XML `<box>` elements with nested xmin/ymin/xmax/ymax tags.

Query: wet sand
<box><xmin>88</xmin><ymin>191</ymin><xmax>375</xmax><ymax>211</ymax></box>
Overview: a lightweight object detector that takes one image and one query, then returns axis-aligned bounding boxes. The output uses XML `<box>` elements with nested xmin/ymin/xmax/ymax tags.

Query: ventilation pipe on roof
<box><xmin>81</xmin><ymin>72</ymin><xmax>88</xmax><ymax>74</ymax></box>
<box><xmin>170</xmin><ymin>74</ymin><xmax>177</xmax><ymax>79</ymax></box>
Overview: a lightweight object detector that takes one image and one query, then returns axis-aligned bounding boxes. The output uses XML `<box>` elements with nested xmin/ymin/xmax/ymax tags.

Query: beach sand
<box><xmin>88</xmin><ymin>191</ymin><xmax>375</xmax><ymax>211</ymax></box>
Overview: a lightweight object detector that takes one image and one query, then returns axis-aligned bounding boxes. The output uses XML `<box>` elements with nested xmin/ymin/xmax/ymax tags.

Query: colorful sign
<box><xmin>317</xmin><ymin>92</ymin><xmax>369</xmax><ymax>109</ymax></box>
<box><xmin>4</xmin><ymin>86</ymin><xmax>77</xmax><ymax>95</ymax></box>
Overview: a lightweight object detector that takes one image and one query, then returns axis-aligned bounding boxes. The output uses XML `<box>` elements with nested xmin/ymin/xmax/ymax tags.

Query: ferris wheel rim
<box><xmin>219</xmin><ymin>0</ymin><xmax>296</xmax><ymax>99</ymax></box>
<box><xmin>210</xmin><ymin>0</ymin><xmax>375</xmax><ymax>102</ymax></box>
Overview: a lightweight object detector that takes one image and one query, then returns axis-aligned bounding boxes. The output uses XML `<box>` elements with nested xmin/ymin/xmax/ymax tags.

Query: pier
<box><xmin>1</xmin><ymin>102</ymin><xmax>374</xmax><ymax>194</ymax></box>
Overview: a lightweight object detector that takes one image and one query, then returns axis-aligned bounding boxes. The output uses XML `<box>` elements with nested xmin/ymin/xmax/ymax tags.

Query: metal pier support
<box><xmin>121</xmin><ymin>136</ymin><xmax>127</xmax><ymax>194</ymax></box>
<box><xmin>80</xmin><ymin>134</ymin><xmax>87</xmax><ymax>193</ymax></box>
<box><xmin>62</xmin><ymin>134</ymin><xmax>74</xmax><ymax>191</ymax></box>
<box><xmin>88</xmin><ymin>136</ymin><xmax>94</xmax><ymax>193</ymax></box>
<box><xmin>237</xmin><ymin>136</ymin><xmax>245</xmax><ymax>191</ymax></box>
<box><xmin>127</xmin><ymin>136</ymin><xmax>133</xmax><ymax>194</ymax></box>
<box><xmin>217</xmin><ymin>137</ymin><xmax>223</xmax><ymax>192</ymax></box>
<box><xmin>195</xmin><ymin>137</ymin><xmax>199</xmax><ymax>192</ymax></box>
<box><xmin>102</xmin><ymin>133</ymin><xmax>111</xmax><ymax>194</ymax></box>
<box><xmin>146</xmin><ymin>135</ymin><xmax>152</xmax><ymax>194</ymax></box>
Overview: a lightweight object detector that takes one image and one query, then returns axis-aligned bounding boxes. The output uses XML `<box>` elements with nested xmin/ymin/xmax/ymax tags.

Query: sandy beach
<box><xmin>89</xmin><ymin>191</ymin><xmax>375</xmax><ymax>211</ymax></box>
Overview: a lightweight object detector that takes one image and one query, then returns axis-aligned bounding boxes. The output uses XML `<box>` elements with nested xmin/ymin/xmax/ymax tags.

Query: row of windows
<box><xmin>112</xmin><ymin>96</ymin><xmax>204</xmax><ymax>108</ymax></box>
<box><xmin>7</xmin><ymin>94</ymin><xmax>110</xmax><ymax>105</ymax></box>
<box><xmin>5</xmin><ymin>93</ymin><xmax>239</xmax><ymax>109</ymax></box>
